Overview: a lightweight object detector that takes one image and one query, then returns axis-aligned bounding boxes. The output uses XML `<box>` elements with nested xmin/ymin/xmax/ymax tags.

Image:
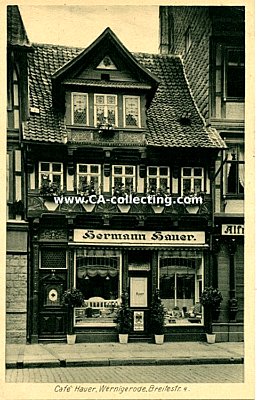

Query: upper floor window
<box><xmin>225</xmin><ymin>142</ymin><xmax>244</xmax><ymax>195</ymax></box>
<box><xmin>7</xmin><ymin>68</ymin><xmax>20</xmax><ymax>129</ymax></box>
<box><xmin>94</xmin><ymin>94</ymin><xmax>117</xmax><ymax>127</ymax></box>
<box><xmin>181</xmin><ymin>167</ymin><xmax>204</xmax><ymax>195</ymax></box>
<box><xmin>147</xmin><ymin>166</ymin><xmax>170</xmax><ymax>194</ymax></box>
<box><xmin>112</xmin><ymin>165</ymin><xmax>135</xmax><ymax>194</ymax></box>
<box><xmin>39</xmin><ymin>162</ymin><xmax>63</xmax><ymax>189</ymax></box>
<box><xmin>77</xmin><ymin>164</ymin><xmax>101</xmax><ymax>194</ymax></box>
<box><xmin>72</xmin><ymin>93</ymin><xmax>88</xmax><ymax>125</ymax></box>
<box><xmin>124</xmin><ymin>96</ymin><xmax>140</xmax><ymax>127</ymax></box>
<box><xmin>225</xmin><ymin>48</ymin><xmax>245</xmax><ymax>99</ymax></box>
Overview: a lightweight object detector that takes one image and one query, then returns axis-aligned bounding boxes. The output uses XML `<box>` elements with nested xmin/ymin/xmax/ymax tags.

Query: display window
<box><xmin>158</xmin><ymin>250</ymin><xmax>203</xmax><ymax>326</ymax></box>
<box><xmin>74</xmin><ymin>248</ymin><xmax>121</xmax><ymax>327</ymax></box>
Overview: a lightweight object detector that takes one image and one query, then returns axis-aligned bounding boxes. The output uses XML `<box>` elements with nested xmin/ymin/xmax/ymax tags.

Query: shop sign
<box><xmin>133</xmin><ymin>311</ymin><xmax>144</xmax><ymax>331</ymax></box>
<box><xmin>73</xmin><ymin>229</ymin><xmax>205</xmax><ymax>245</ymax></box>
<box><xmin>221</xmin><ymin>225</ymin><xmax>244</xmax><ymax>236</ymax></box>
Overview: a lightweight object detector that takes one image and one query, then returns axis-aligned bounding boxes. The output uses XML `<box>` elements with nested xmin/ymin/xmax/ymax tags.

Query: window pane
<box><xmin>90</xmin><ymin>165</ymin><xmax>99</xmax><ymax>174</ymax></box>
<box><xmin>125</xmin><ymin>97</ymin><xmax>138</xmax><ymax>126</ymax></box>
<box><xmin>114</xmin><ymin>166</ymin><xmax>122</xmax><ymax>175</ymax></box>
<box><xmin>40</xmin><ymin>163</ymin><xmax>50</xmax><ymax>172</ymax></box>
<box><xmin>160</xmin><ymin>167</ymin><xmax>168</xmax><ymax>176</ymax></box>
<box><xmin>107</xmin><ymin>108</ymin><xmax>115</xmax><ymax>124</ymax></box>
<box><xmin>73</xmin><ymin>95</ymin><xmax>87</xmax><ymax>124</ymax></box>
<box><xmin>125</xmin><ymin>178</ymin><xmax>133</xmax><ymax>190</ymax></box>
<box><xmin>114</xmin><ymin>177</ymin><xmax>122</xmax><ymax>187</ymax></box>
<box><xmin>194</xmin><ymin>168</ymin><xmax>202</xmax><ymax>177</ymax></box>
<box><xmin>182</xmin><ymin>168</ymin><xmax>191</xmax><ymax>177</ymax></box>
<box><xmin>148</xmin><ymin>167</ymin><xmax>157</xmax><ymax>176</ymax></box>
<box><xmin>52</xmin><ymin>163</ymin><xmax>62</xmax><ymax>172</ymax></box>
<box><xmin>227</xmin><ymin>50</ymin><xmax>245</xmax><ymax>98</ymax></box>
<box><xmin>107</xmin><ymin>96</ymin><xmax>115</xmax><ymax>104</ymax></box>
<box><xmin>160</xmin><ymin>178</ymin><xmax>168</xmax><ymax>189</ymax></box>
<box><xmin>96</xmin><ymin>106</ymin><xmax>105</xmax><ymax>124</ymax></box>
<box><xmin>79</xmin><ymin>165</ymin><xmax>87</xmax><ymax>173</ymax></box>
<box><xmin>125</xmin><ymin>166</ymin><xmax>134</xmax><ymax>175</ymax></box>
<box><xmin>149</xmin><ymin>178</ymin><xmax>157</xmax><ymax>189</ymax></box>
<box><xmin>52</xmin><ymin>175</ymin><xmax>61</xmax><ymax>185</ymax></box>
<box><xmin>183</xmin><ymin>179</ymin><xmax>191</xmax><ymax>193</ymax></box>
<box><xmin>95</xmin><ymin>95</ymin><xmax>104</xmax><ymax>104</ymax></box>
<box><xmin>194</xmin><ymin>179</ymin><xmax>202</xmax><ymax>193</ymax></box>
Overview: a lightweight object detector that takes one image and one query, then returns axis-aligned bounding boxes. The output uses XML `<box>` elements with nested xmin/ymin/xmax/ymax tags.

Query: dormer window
<box><xmin>124</xmin><ymin>96</ymin><xmax>140</xmax><ymax>127</ymax></box>
<box><xmin>72</xmin><ymin>93</ymin><xmax>88</xmax><ymax>125</ymax></box>
<box><xmin>94</xmin><ymin>94</ymin><xmax>117</xmax><ymax>127</ymax></box>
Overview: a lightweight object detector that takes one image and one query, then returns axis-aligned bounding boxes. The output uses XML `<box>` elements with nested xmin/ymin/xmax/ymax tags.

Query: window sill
<box><xmin>223</xmin><ymin>97</ymin><xmax>245</xmax><ymax>103</ymax></box>
<box><xmin>223</xmin><ymin>195</ymin><xmax>244</xmax><ymax>200</ymax></box>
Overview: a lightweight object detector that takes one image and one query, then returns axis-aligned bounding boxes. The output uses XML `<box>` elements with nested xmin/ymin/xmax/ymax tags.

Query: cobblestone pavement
<box><xmin>6</xmin><ymin>364</ymin><xmax>243</xmax><ymax>383</ymax></box>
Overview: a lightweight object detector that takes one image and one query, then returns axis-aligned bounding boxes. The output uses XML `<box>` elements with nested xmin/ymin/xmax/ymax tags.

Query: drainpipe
<box><xmin>228</xmin><ymin>238</ymin><xmax>238</xmax><ymax>322</ymax></box>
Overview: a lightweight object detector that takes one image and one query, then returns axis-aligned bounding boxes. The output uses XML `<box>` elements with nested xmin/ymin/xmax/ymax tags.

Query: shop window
<box><xmin>147</xmin><ymin>166</ymin><xmax>170</xmax><ymax>194</ymax></box>
<box><xmin>123</xmin><ymin>96</ymin><xmax>140</xmax><ymax>127</ymax></box>
<box><xmin>112</xmin><ymin>165</ymin><xmax>135</xmax><ymax>194</ymax></box>
<box><xmin>72</xmin><ymin>93</ymin><xmax>88</xmax><ymax>125</ymax></box>
<box><xmin>94</xmin><ymin>94</ymin><xmax>117</xmax><ymax>127</ymax></box>
<box><xmin>159</xmin><ymin>250</ymin><xmax>203</xmax><ymax>326</ymax></box>
<box><xmin>77</xmin><ymin>164</ymin><xmax>101</xmax><ymax>194</ymax></box>
<box><xmin>225</xmin><ymin>142</ymin><xmax>244</xmax><ymax>196</ymax></box>
<box><xmin>39</xmin><ymin>162</ymin><xmax>63</xmax><ymax>189</ymax></box>
<box><xmin>225</xmin><ymin>48</ymin><xmax>245</xmax><ymax>100</ymax></box>
<box><xmin>74</xmin><ymin>249</ymin><xmax>121</xmax><ymax>327</ymax></box>
<box><xmin>181</xmin><ymin>167</ymin><xmax>204</xmax><ymax>195</ymax></box>
<box><xmin>40</xmin><ymin>248</ymin><xmax>67</xmax><ymax>269</ymax></box>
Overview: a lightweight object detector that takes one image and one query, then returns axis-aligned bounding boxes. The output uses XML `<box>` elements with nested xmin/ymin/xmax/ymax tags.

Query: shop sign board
<box><xmin>221</xmin><ymin>225</ymin><xmax>244</xmax><ymax>236</ymax></box>
<box><xmin>133</xmin><ymin>311</ymin><xmax>144</xmax><ymax>331</ymax></box>
<box><xmin>73</xmin><ymin>229</ymin><xmax>205</xmax><ymax>245</ymax></box>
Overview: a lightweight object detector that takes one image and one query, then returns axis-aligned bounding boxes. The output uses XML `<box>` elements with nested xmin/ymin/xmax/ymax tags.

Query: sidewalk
<box><xmin>6</xmin><ymin>341</ymin><xmax>244</xmax><ymax>369</ymax></box>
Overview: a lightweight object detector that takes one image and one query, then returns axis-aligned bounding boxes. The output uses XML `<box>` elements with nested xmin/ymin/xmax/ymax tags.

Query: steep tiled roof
<box><xmin>24</xmin><ymin>43</ymin><xmax>225</xmax><ymax>148</ymax></box>
<box><xmin>7</xmin><ymin>6</ymin><xmax>31</xmax><ymax>48</ymax></box>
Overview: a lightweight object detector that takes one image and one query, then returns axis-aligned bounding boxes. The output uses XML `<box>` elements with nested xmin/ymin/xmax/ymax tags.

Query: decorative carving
<box><xmin>228</xmin><ymin>238</ymin><xmax>237</xmax><ymax>255</ymax></box>
<box><xmin>40</xmin><ymin>229</ymin><xmax>67</xmax><ymax>240</ymax></box>
<box><xmin>28</xmin><ymin>196</ymin><xmax>45</xmax><ymax>211</ymax></box>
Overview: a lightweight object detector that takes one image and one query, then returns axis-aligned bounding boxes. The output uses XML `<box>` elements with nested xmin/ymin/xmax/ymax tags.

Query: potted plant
<box><xmin>115</xmin><ymin>291</ymin><xmax>133</xmax><ymax>343</ymax></box>
<box><xmin>61</xmin><ymin>288</ymin><xmax>84</xmax><ymax>344</ymax></box>
<box><xmin>200</xmin><ymin>286</ymin><xmax>223</xmax><ymax>344</ymax></box>
<box><xmin>149</xmin><ymin>289</ymin><xmax>166</xmax><ymax>344</ymax></box>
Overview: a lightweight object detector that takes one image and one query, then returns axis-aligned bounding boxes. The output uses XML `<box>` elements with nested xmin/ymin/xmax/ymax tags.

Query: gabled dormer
<box><xmin>52</xmin><ymin>28</ymin><xmax>160</xmax><ymax>135</ymax></box>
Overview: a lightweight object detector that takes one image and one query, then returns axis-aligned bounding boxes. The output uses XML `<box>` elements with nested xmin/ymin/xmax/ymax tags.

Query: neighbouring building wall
<box><xmin>6</xmin><ymin>225</ymin><xmax>28</xmax><ymax>343</ymax></box>
<box><xmin>160</xmin><ymin>6</ymin><xmax>212</xmax><ymax>121</ymax></box>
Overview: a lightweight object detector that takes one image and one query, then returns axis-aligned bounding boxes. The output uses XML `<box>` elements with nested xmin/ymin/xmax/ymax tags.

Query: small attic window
<box><xmin>101</xmin><ymin>73</ymin><xmax>110</xmax><ymax>81</ymax></box>
<box><xmin>178</xmin><ymin>112</ymin><xmax>192</xmax><ymax>126</ymax></box>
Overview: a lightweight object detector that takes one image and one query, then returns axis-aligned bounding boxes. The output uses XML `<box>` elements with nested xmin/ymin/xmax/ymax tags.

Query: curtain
<box><xmin>238</xmin><ymin>146</ymin><xmax>245</xmax><ymax>188</ymax></box>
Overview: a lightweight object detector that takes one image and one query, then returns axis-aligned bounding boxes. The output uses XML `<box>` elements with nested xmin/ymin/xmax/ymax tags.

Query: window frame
<box><xmin>223</xmin><ymin>140</ymin><xmax>244</xmax><ymax>197</ymax></box>
<box><xmin>38</xmin><ymin>162</ymin><xmax>63</xmax><ymax>189</ymax></box>
<box><xmin>147</xmin><ymin>166</ymin><xmax>170</xmax><ymax>193</ymax></box>
<box><xmin>223</xmin><ymin>46</ymin><xmax>245</xmax><ymax>101</ymax></box>
<box><xmin>94</xmin><ymin>94</ymin><xmax>118</xmax><ymax>127</ymax></box>
<box><xmin>71</xmin><ymin>92</ymin><xmax>89</xmax><ymax>126</ymax></box>
<box><xmin>112</xmin><ymin>165</ymin><xmax>136</xmax><ymax>193</ymax></box>
<box><xmin>76</xmin><ymin>163</ymin><xmax>101</xmax><ymax>194</ymax></box>
<box><xmin>123</xmin><ymin>95</ymin><xmax>141</xmax><ymax>128</ymax></box>
<box><xmin>181</xmin><ymin>167</ymin><xmax>204</xmax><ymax>196</ymax></box>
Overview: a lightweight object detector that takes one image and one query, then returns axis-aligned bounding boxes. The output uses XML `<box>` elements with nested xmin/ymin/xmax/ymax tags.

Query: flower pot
<box><xmin>44</xmin><ymin>199</ymin><xmax>59</xmax><ymax>211</ymax></box>
<box><xmin>206</xmin><ymin>333</ymin><xmax>216</xmax><ymax>344</ymax></box>
<box><xmin>82</xmin><ymin>203</ymin><xmax>96</xmax><ymax>212</ymax></box>
<box><xmin>154</xmin><ymin>334</ymin><xmax>164</xmax><ymax>345</ymax></box>
<box><xmin>118</xmin><ymin>333</ymin><xmax>129</xmax><ymax>344</ymax></box>
<box><xmin>67</xmin><ymin>334</ymin><xmax>76</xmax><ymax>345</ymax></box>
<box><xmin>117</xmin><ymin>204</ymin><xmax>131</xmax><ymax>213</ymax></box>
<box><xmin>151</xmin><ymin>205</ymin><xmax>164</xmax><ymax>214</ymax></box>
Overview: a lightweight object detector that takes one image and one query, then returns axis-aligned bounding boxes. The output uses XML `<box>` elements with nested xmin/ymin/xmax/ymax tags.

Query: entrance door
<box><xmin>128</xmin><ymin>251</ymin><xmax>152</xmax><ymax>337</ymax></box>
<box><xmin>38</xmin><ymin>272</ymin><xmax>67</xmax><ymax>339</ymax></box>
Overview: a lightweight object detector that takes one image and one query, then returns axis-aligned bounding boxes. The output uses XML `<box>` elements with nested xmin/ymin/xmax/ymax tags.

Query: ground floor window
<box><xmin>75</xmin><ymin>248</ymin><xmax>121</xmax><ymax>326</ymax></box>
<box><xmin>159</xmin><ymin>250</ymin><xmax>203</xmax><ymax>326</ymax></box>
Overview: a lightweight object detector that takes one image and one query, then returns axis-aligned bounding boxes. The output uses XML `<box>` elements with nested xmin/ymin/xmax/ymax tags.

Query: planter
<box><xmin>82</xmin><ymin>203</ymin><xmax>96</xmax><ymax>212</ymax></box>
<box><xmin>206</xmin><ymin>333</ymin><xmax>216</xmax><ymax>344</ymax></box>
<box><xmin>44</xmin><ymin>199</ymin><xmax>59</xmax><ymax>211</ymax></box>
<box><xmin>67</xmin><ymin>334</ymin><xmax>76</xmax><ymax>345</ymax></box>
<box><xmin>151</xmin><ymin>205</ymin><xmax>164</xmax><ymax>214</ymax></box>
<box><xmin>118</xmin><ymin>333</ymin><xmax>129</xmax><ymax>344</ymax></box>
<box><xmin>154</xmin><ymin>334</ymin><xmax>164</xmax><ymax>345</ymax></box>
<box><xmin>117</xmin><ymin>204</ymin><xmax>131</xmax><ymax>213</ymax></box>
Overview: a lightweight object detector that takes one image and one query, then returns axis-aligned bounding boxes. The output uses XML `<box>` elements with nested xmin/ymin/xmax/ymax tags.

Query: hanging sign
<box><xmin>133</xmin><ymin>311</ymin><xmax>144</xmax><ymax>331</ymax></box>
<box><xmin>73</xmin><ymin>229</ymin><xmax>205</xmax><ymax>245</ymax></box>
<box><xmin>221</xmin><ymin>225</ymin><xmax>244</xmax><ymax>236</ymax></box>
